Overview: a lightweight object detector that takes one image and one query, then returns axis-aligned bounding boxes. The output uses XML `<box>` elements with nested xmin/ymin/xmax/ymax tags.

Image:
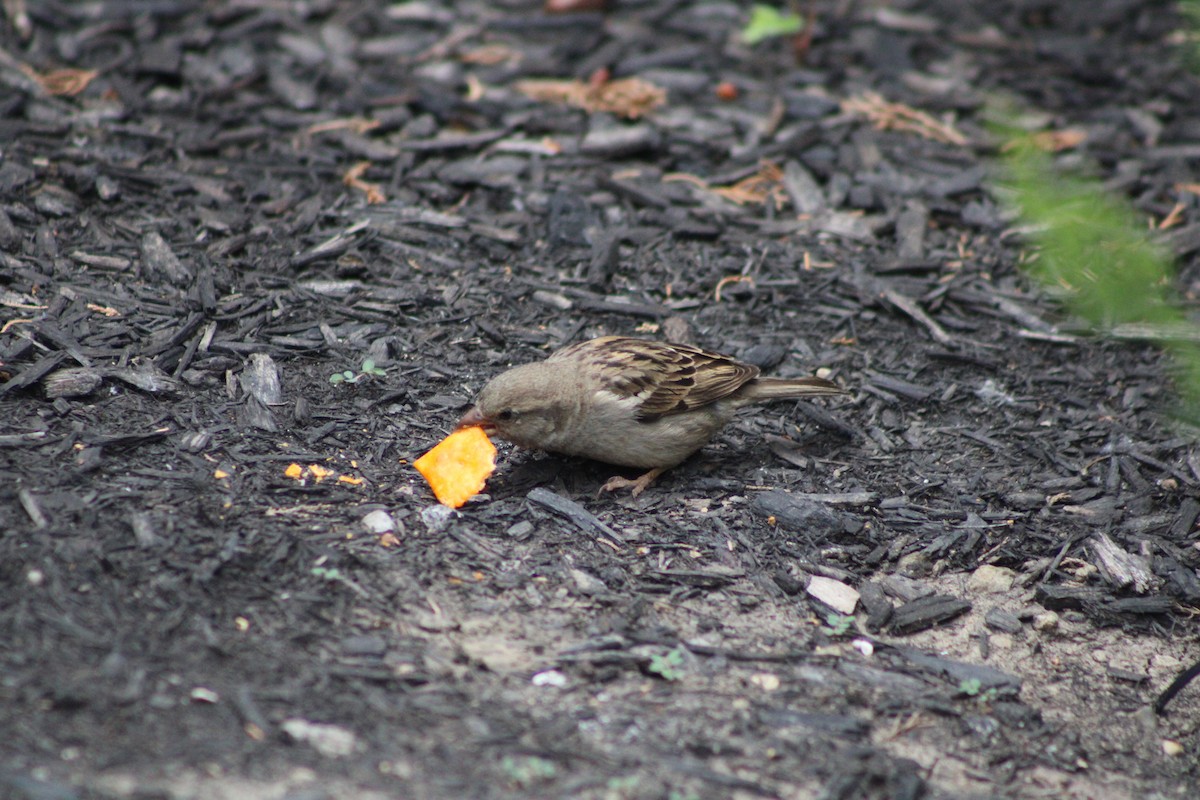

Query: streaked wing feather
<box><xmin>550</xmin><ymin>337</ymin><xmax>759</xmax><ymax>421</ymax></box>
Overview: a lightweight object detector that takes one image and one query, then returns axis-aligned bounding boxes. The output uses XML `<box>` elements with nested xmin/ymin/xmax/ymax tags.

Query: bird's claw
<box><xmin>598</xmin><ymin>467</ymin><xmax>665</xmax><ymax>498</ymax></box>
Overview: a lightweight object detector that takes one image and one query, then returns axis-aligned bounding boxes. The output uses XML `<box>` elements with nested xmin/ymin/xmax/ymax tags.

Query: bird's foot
<box><xmin>598</xmin><ymin>467</ymin><xmax>666</xmax><ymax>498</ymax></box>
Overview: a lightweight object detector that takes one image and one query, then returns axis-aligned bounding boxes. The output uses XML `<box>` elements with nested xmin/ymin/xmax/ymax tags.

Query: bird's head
<box><xmin>457</xmin><ymin>363</ymin><xmax>568</xmax><ymax>449</ymax></box>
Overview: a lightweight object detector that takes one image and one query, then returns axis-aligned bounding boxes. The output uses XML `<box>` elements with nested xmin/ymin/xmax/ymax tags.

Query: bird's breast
<box><xmin>540</xmin><ymin>391</ymin><xmax>730</xmax><ymax>469</ymax></box>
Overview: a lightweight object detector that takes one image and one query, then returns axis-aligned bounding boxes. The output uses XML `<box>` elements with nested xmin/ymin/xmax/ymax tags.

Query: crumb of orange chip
<box><xmin>414</xmin><ymin>426</ymin><xmax>497</xmax><ymax>508</ymax></box>
<box><xmin>284</xmin><ymin>463</ymin><xmax>304</xmax><ymax>480</ymax></box>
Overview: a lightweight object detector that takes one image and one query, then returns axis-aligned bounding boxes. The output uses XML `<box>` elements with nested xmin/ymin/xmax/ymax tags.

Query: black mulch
<box><xmin>2</xmin><ymin>1</ymin><xmax>1199</xmax><ymax>798</ymax></box>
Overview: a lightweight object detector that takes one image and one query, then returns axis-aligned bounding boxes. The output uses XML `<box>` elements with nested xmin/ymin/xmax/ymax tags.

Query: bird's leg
<box><xmin>599</xmin><ymin>467</ymin><xmax>667</xmax><ymax>498</ymax></box>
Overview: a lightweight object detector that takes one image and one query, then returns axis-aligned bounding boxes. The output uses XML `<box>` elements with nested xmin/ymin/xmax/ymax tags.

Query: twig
<box><xmin>19</xmin><ymin>488</ymin><xmax>48</xmax><ymax>528</ymax></box>
<box><xmin>882</xmin><ymin>289</ymin><xmax>954</xmax><ymax>346</ymax></box>
<box><xmin>527</xmin><ymin>487</ymin><xmax>622</xmax><ymax>550</ymax></box>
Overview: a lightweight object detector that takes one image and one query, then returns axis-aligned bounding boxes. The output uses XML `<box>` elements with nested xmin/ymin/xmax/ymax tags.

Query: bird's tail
<box><xmin>748</xmin><ymin>376</ymin><xmax>845</xmax><ymax>399</ymax></box>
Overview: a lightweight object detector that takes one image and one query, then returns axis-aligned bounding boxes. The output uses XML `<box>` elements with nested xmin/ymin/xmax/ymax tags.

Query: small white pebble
<box><xmin>1032</xmin><ymin>611</ymin><xmax>1059</xmax><ymax>633</ymax></box>
<box><xmin>420</xmin><ymin>504</ymin><xmax>454</xmax><ymax>533</ymax></box>
<box><xmin>281</xmin><ymin>719</ymin><xmax>357</xmax><ymax>758</ymax></box>
<box><xmin>531</xmin><ymin>670</ymin><xmax>567</xmax><ymax>688</ymax></box>
<box><xmin>749</xmin><ymin>673</ymin><xmax>781</xmax><ymax>692</ymax></box>
<box><xmin>190</xmin><ymin>687</ymin><xmax>220</xmax><ymax>704</ymax></box>
<box><xmin>361</xmin><ymin>509</ymin><xmax>396</xmax><ymax>534</ymax></box>
<box><xmin>975</xmin><ymin>378</ymin><xmax>1015</xmax><ymax>406</ymax></box>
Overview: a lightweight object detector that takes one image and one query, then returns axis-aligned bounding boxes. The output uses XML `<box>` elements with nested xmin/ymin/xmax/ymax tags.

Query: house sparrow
<box><xmin>457</xmin><ymin>336</ymin><xmax>845</xmax><ymax>496</ymax></box>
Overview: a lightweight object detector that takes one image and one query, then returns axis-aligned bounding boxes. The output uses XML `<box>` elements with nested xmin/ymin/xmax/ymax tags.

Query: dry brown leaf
<box><xmin>842</xmin><ymin>91</ymin><xmax>967</xmax><ymax>146</ymax></box>
<box><xmin>1</xmin><ymin>318</ymin><xmax>35</xmax><ymax>335</ymax></box>
<box><xmin>306</xmin><ymin>117</ymin><xmax>380</xmax><ymax>136</ymax></box>
<box><xmin>665</xmin><ymin>162</ymin><xmax>786</xmax><ymax>208</ymax></box>
<box><xmin>460</xmin><ymin>45</ymin><xmax>522</xmax><ymax>66</ymax></box>
<box><xmin>714</xmin><ymin>275</ymin><xmax>755</xmax><ymax>301</ymax></box>
<box><xmin>22</xmin><ymin>66</ymin><xmax>98</xmax><ymax>96</ymax></box>
<box><xmin>1028</xmin><ymin>128</ymin><xmax>1088</xmax><ymax>152</ymax></box>
<box><xmin>516</xmin><ymin>77</ymin><xmax>665</xmax><ymax>119</ymax></box>
<box><xmin>712</xmin><ymin>162</ymin><xmax>786</xmax><ymax>206</ymax></box>
<box><xmin>86</xmin><ymin>303</ymin><xmax>121</xmax><ymax>317</ymax></box>
<box><xmin>661</xmin><ymin>172</ymin><xmax>708</xmax><ymax>189</ymax></box>
<box><xmin>342</xmin><ymin>161</ymin><xmax>386</xmax><ymax>204</ymax></box>
<box><xmin>1159</xmin><ymin>202</ymin><xmax>1186</xmax><ymax>230</ymax></box>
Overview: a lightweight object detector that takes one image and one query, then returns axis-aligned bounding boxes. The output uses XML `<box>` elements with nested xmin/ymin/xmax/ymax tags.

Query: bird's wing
<box><xmin>550</xmin><ymin>337</ymin><xmax>759</xmax><ymax>421</ymax></box>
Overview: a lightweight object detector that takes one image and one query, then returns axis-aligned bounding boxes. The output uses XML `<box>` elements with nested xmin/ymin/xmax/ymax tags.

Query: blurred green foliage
<box><xmin>1005</xmin><ymin>139</ymin><xmax>1174</xmax><ymax>327</ymax></box>
<box><xmin>742</xmin><ymin>4</ymin><xmax>804</xmax><ymax>45</ymax></box>
<box><xmin>1180</xmin><ymin>0</ymin><xmax>1200</xmax><ymax>70</ymax></box>
<box><xmin>1000</xmin><ymin>129</ymin><xmax>1200</xmax><ymax>425</ymax></box>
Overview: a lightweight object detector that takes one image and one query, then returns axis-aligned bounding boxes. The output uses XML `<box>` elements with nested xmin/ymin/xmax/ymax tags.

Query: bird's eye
<box><xmin>496</xmin><ymin>409</ymin><xmax>516</xmax><ymax>421</ymax></box>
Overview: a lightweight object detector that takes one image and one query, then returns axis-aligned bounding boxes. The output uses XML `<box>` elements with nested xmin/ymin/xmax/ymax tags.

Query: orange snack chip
<box><xmin>414</xmin><ymin>426</ymin><xmax>497</xmax><ymax>508</ymax></box>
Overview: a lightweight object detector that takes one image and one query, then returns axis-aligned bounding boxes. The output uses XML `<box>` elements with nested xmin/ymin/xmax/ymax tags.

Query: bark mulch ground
<box><xmin>2</xmin><ymin>1</ymin><xmax>1199</xmax><ymax>798</ymax></box>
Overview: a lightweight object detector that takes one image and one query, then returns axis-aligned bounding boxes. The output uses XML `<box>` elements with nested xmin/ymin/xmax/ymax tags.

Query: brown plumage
<box><xmin>457</xmin><ymin>336</ymin><xmax>845</xmax><ymax>496</ymax></box>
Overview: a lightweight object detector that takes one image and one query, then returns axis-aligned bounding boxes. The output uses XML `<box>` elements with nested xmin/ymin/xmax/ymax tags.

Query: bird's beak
<box><xmin>457</xmin><ymin>406</ymin><xmax>492</xmax><ymax>432</ymax></box>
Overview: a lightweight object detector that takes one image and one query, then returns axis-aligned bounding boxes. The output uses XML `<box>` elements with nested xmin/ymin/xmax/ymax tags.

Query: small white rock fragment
<box><xmin>1032</xmin><ymin>611</ymin><xmax>1060</xmax><ymax>633</ymax></box>
<box><xmin>806</xmin><ymin>575</ymin><xmax>860</xmax><ymax>615</ymax></box>
<box><xmin>749</xmin><ymin>673</ymin><xmax>780</xmax><ymax>691</ymax></box>
<box><xmin>852</xmin><ymin>638</ymin><xmax>874</xmax><ymax>657</ymax></box>
<box><xmin>531</xmin><ymin>670</ymin><xmax>567</xmax><ymax>688</ymax></box>
<box><xmin>967</xmin><ymin>565</ymin><xmax>1016</xmax><ymax>594</ymax></box>
<box><xmin>1162</xmin><ymin>739</ymin><xmax>1184</xmax><ymax>757</ymax></box>
<box><xmin>131</xmin><ymin>512</ymin><xmax>159</xmax><ymax>548</ymax></box>
<box><xmin>420</xmin><ymin>504</ymin><xmax>454</xmax><ymax>533</ymax></box>
<box><xmin>989</xmin><ymin>633</ymin><xmax>1015</xmax><ymax>651</ymax></box>
<box><xmin>570</xmin><ymin>568</ymin><xmax>607</xmax><ymax>596</ymax></box>
<box><xmin>189</xmin><ymin>687</ymin><xmax>220</xmax><ymax>704</ymax></box>
<box><xmin>975</xmin><ymin>378</ymin><xmax>1016</xmax><ymax>406</ymax></box>
<box><xmin>532</xmin><ymin>289</ymin><xmax>573</xmax><ymax>310</ymax></box>
<box><xmin>281</xmin><ymin>719</ymin><xmax>358</xmax><ymax>758</ymax></box>
<box><xmin>361</xmin><ymin>509</ymin><xmax>396</xmax><ymax>534</ymax></box>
